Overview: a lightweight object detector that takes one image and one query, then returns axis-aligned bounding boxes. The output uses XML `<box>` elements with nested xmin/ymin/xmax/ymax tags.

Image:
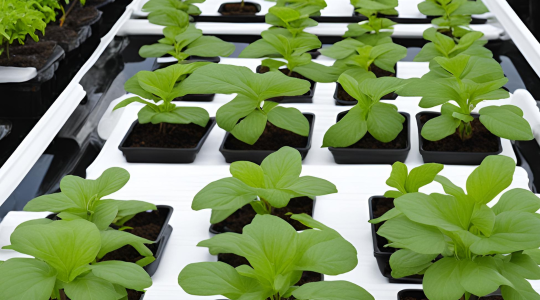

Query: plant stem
<box><xmin>458</xmin><ymin>121</ymin><xmax>473</xmax><ymax>140</ymax></box>
<box><xmin>60</xmin><ymin>290</ymin><xmax>68</xmax><ymax>300</ymax></box>
<box><xmin>261</xmin><ymin>198</ymin><xmax>272</xmax><ymax>214</ymax></box>
<box><xmin>60</xmin><ymin>0</ymin><xmax>79</xmax><ymax>27</ymax></box>
<box><xmin>240</xmin><ymin>0</ymin><xmax>244</xmax><ymax>9</ymax></box>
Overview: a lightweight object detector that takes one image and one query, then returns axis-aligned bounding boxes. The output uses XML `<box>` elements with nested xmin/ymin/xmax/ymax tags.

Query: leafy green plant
<box><xmin>178</xmin><ymin>213</ymin><xmax>373</xmax><ymax>300</ymax></box>
<box><xmin>0</xmin><ymin>219</ymin><xmax>152</xmax><ymax>300</ymax></box>
<box><xmin>343</xmin><ymin>9</ymin><xmax>395</xmax><ymax>46</ymax></box>
<box><xmin>369</xmin><ymin>162</ymin><xmax>444</xmax><ymax>224</ymax></box>
<box><xmin>181</xmin><ymin>64</ymin><xmax>312</xmax><ymax>145</ymax></box>
<box><xmin>147</xmin><ymin>6</ymin><xmax>190</xmax><ymax>28</ymax></box>
<box><xmin>400</xmin><ymin>54</ymin><xmax>533</xmax><ymax>142</ymax></box>
<box><xmin>239</xmin><ymin>28</ymin><xmax>340</xmax><ymax>83</ymax></box>
<box><xmin>265</xmin><ymin>6</ymin><xmax>319</xmax><ymax>37</ymax></box>
<box><xmin>139</xmin><ymin>24</ymin><xmax>235</xmax><ymax>62</ymax></box>
<box><xmin>113</xmin><ymin>63</ymin><xmax>210</xmax><ymax>130</ymax></box>
<box><xmin>322</xmin><ymin>73</ymin><xmax>407</xmax><ymax>147</ymax></box>
<box><xmin>321</xmin><ymin>38</ymin><xmax>407</xmax><ymax>76</ymax></box>
<box><xmin>414</xmin><ymin>28</ymin><xmax>492</xmax><ymax>62</ymax></box>
<box><xmin>351</xmin><ymin>0</ymin><xmax>398</xmax><ymax>17</ymax></box>
<box><xmin>418</xmin><ymin>0</ymin><xmax>489</xmax><ymax>38</ymax></box>
<box><xmin>377</xmin><ymin>155</ymin><xmax>540</xmax><ymax>300</ymax></box>
<box><xmin>142</xmin><ymin>0</ymin><xmax>205</xmax><ymax>16</ymax></box>
<box><xmin>192</xmin><ymin>146</ymin><xmax>337</xmax><ymax>223</ymax></box>
<box><xmin>269</xmin><ymin>0</ymin><xmax>327</xmax><ymax>15</ymax></box>
<box><xmin>24</xmin><ymin>167</ymin><xmax>156</xmax><ymax>230</ymax></box>
<box><xmin>30</xmin><ymin>0</ymin><xmax>65</xmax><ymax>24</ymax></box>
<box><xmin>0</xmin><ymin>0</ymin><xmax>47</xmax><ymax>58</ymax></box>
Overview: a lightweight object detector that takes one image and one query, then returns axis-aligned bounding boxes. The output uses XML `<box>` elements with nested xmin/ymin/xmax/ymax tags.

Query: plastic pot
<box><xmin>144</xmin><ymin>224</ymin><xmax>173</xmax><ymax>276</ymax></box>
<box><xmin>208</xmin><ymin>2</ymin><xmax>264</xmax><ymax>23</ymax></box>
<box><xmin>119</xmin><ymin>118</ymin><xmax>216</xmax><ymax>163</ymax></box>
<box><xmin>219</xmin><ymin>113</ymin><xmax>315</xmax><ymax>164</ymax></box>
<box><xmin>416</xmin><ymin>112</ymin><xmax>503</xmax><ymax>165</ymax></box>
<box><xmin>328</xmin><ymin>112</ymin><xmax>410</xmax><ymax>164</ymax></box>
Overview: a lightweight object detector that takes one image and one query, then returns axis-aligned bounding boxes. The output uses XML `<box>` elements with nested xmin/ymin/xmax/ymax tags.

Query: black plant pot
<box><xmin>144</xmin><ymin>224</ymin><xmax>173</xmax><ymax>276</ymax></box>
<box><xmin>219</xmin><ymin>113</ymin><xmax>315</xmax><ymax>164</ymax></box>
<box><xmin>255</xmin><ymin>65</ymin><xmax>316</xmax><ymax>103</ymax></box>
<box><xmin>369</xmin><ymin>196</ymin><xmax>424</xmax><ymax>283</ymax></box>
<box><xmin>119</xmin><ymin>118</ymin><xmax>216</xmax><ymax>163</ymax></box>
<box><xmin>0</xmin><ymin>45</ymin><xmax>65</xmax><ymax>119</ymax></box>
<box><xmin>334</xmin><ymin>83</ymin><xmax>397</xmax><ymax>106</ymax></box>
<box><xmin>328</xmin><ymin>112</ymin><xmax>410</xmax><ymax>164</ymax></box>
<box><xmin>134</xmin><ymin>205</ymin><xmax>174</xmax><ymax>242</ymax></box>
<box><xmin>212</xmin><ymin>2</ymin><xmax>264</xmax><ymax>22</ymax></box>
<box><xmin>416</xmin><ymin>112</ymin><xmax>503</xmax><ymax>165</ymax></box>
<box><xmin>397</xmin><ymin>289</ymin><xmax>502</xmax><ymax>300</ymax></box>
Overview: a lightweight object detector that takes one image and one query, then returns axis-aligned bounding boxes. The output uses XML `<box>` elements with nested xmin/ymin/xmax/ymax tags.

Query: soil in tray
<box><xmin>123</xmin><ymin>207</ymin><xmax>170</xmax><ymax>241</ymax></box>
<box><xmin>219</xmin><ymin>253</ymin><xmax>322</xmax><ymax>296</ymax></box>
<box><xmin>64</xmin><ymin>6</ymin><xmax>100</xmax><ymax>28</ymax></box>
<box><xmin>419</xmin><ymin>114</ymin><xmax>500</xmax><ymax>153</ymax></box>
<box><xmin>212</xmin><ymin>197</ymin><xmax>314</xmax><ymax>233</ymax></box>
<box><xmin>224</xmin><ymin>121</ymin><xmax>309</xmax><ymax>151</ymax></box>
<box><xmin>258</xmin><ymin>66</ymin><xmax>313</xmax><ymax>101</ymax></box>
<box><xmin>123</xmin><ymin>122</ymin><xmax>208</xmax><ymax>149</ymax></box>
<box><xmin>38</xmin><ymin>26</ymin><xmax>79</xmax><ymax>50</ymax></box>
<box><xmin>52</xmin><ymin>289</ymin><xmax>143</xmax><ymax>300</ymax></box>
<box><xmin>220</xmin><ymin>2</ymin><xmax>259</xmax><ymax>15</ymax></box>
<box><xmin>0</xmin><ymin>41</ymin><xmax>56</xmax><ymax>69</ymax></box>
<box><xmin>344</xmin><ymin>118</ymin><xmax>407</xmax><ymax>150</ymax></box>
<box><xmin>371</xmin><ymin>197</ymin><xmax>395</xmax><ymax>253</ymax></box>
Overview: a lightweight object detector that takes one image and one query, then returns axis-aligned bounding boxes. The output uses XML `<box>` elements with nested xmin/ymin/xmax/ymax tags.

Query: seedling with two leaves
<box><xmin>142</xmin><ymin>0</ymin><xmax>205</xmax><ymax>16</ymax></box>
<box><xmin>414</xmin><ymin>28</ymin><xmax>492</xmax><ymax>62</ymax></box>
<box><xmin>321</xmin><ymin>38</ymin><xmax>407</xmax><ymax>77</ymax></box>
<box><xmin>265</xmin><ymin>6</ymin><xmax>319</xmax><ymax>37</ymax></box>
<box><xmin>139</xmin><ymin>24</ymin><xmax>235</xmax><ymax>63</ymax></box>
<box><xmin>344</xmin><ymin>8</ymin><xmax>396</xmax><ymax>46</ymax></box>
<box><xmin>418</xmin><ymin>0</ymin><xmax>489</xmax><ymax>38</ymax></box>
<box><xmin>179</xmin><ymin>214</ymin><xmax>374</xmax><ymax>300</ymax></box>
<box><xmin>370</xmin><ymin>161</ymin><xmax>444</xmax><ymax>224</ymax></box>
<box><xmin>192</xmin><ymin>146</ymin><xmax>337</xmax><ymax>223</ymax></box>
<box><xmin>113</xmin><ymin>63</ymin><xmax>210</xmax><ymax>132</ymax></box>
<box><xmin>181</xmin><ymin>64</ymin><xmax>312</xmax><ymax>145</ymax></box>
<box><xmin>376</xmin><ymin>155</ymin><xmax>540</xmax><ymax>300</ymax></box>
<box><xmin>400</xmin><ymin>54</ymin><xmax>533</xmax><ymax>142</ymax></box>
<box><xmin>239</xmin><ymin>28</ymin><xmax>340</xmax><ymax>83</ymax></box>
<box><xmin>0</xmin><ymin>219</ymin><xmax>152</xmax><ymax>300</ymax></box>
<box><xmin>323</xmin><ymin>73</ymin><xmax>407</xmax><ymax>148</ymax></box>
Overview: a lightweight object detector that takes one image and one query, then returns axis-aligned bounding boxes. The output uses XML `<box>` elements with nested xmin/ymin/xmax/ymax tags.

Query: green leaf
<box><xmin>405</xmin><ymin>163</ymin><xmax>444</xmax><ymax>193</ymax></box>
<box><xmin>423</xmin><ymin>258</ymin><xmax>465</xmax><ymax>300</ymax></box>
<box><xmin>470</xmin><ymin>204</ymin><xmax>496</xmax><ymax>237</ymax></box>
<box><xmin>185</xmin><ymin>36</ymin><xmax>235</xmax><ymax>57</ymax></box>
<box><xmin>337</xmin><ymin>71</ymin><xmax>375</xmax><ymax>105</ymax></box>
<box><xmin>148</xmin><ymin>9</ymin><xmax>189</xmax><ymax>27</ymax></box>
<box><xmin>360</xmin><ymin>77</ymin><xmax>406</xmax><ymax>101</ymax></box>
<box><xmin>460</xmin><ymin>257</ymin><xmax>511</xmax><ymax>297</ymax></box>
<box><xmin>501</xmin><ymin>268</ymin><xmax>540</xmax><ymax>300</ymax></box>
<box><xmin>293</xmin><ymin>281</ymin><xmax>374</xmax><ymax>300</ymax></box>
<box><xmin>322</xmin><ymin>105</ymin><xmax>367</xmax><ymax>148</ymax></box>
<box><xmin>378</xmin><ymin>215</ymin><xmax>446</xmax><ymax>254</ymax></box>
<box><xmin>0</xmin><ymin>258</ymin><xmax>57</xmax><ymax>300</ymax></box>
<box><xmin>64</xmin><ymin>273</ymin><xmax>122</xmax><ymax>300</ymax></box>
<box><xmin>92</xmin><ymin>201</ymin><xmax>119</xmax><ymax>231</ymax></box>
<box><xmin>216</xmin><ymin>95</ymin><xmax>259</xmax><ymax>132</ymax></box>
<box><xmin>320</xmin><ymin>38</ymin><xmax>365</xmax><ymax>59</ymax></box>
<box><xmin>261</xmin><ymin>146</ymin><xmax>302</xmax><ymax>189</ymax></box>
<box><xmin>421</xmin><ymin>114</ymin><xmax>460</xmax><ymax>141</ymax></box>
<box><xmin>230</xmin><ymin>161</ymin><xmax>265</xmax><ymax>188</ymax></box>
<box><xmin>98</xmin><ymin>229</ymin><xmax>153</xmax><ymax>259</ymax></box>
<box><xmin>139</xmin><ymin>43</ymin><xmax>175</xmax><ymax>58</ymax></box>
<box><xmin>505</xmin><ymin>252</ymin><xmax>540</xmax><ymax>280</ymax></box>
<box><xmin>492</xmin><ymin>188</ymin><xmax>540</xmax><ymax>215</ymax></box>
<box><xmin>294</xmin><ymin>61</ymin><xmax>341</xmax><ymax>83</ymax></box>
<box><xmin>267</xmin><ymin>106</ymin><xmax>310</xmax><ymax>137</ymax></box>
<box><xmin>8</xmin><ymin>219</ymin><xmax>101</xmax><ymax>282</ymax></box>
<box><xmin>284</xmin><ymin>176</ymin><xmax>337</xmax><ymax>198</ymax></box>
<box><xmin>466</xmin><ymin>155</ymin><xmax>515</xmax><ymax>205</ymax></box>
<box><xmin>90</xmin><ymin>261</ymin><xmax>152</xmax><ymax>291</ymax></box>
<box><xmin>479</xmin><ymin>105</ymin><xmax>534</xmax><ymax>141</ymax></box>
<box><xmin>389</xmin><ymin>249</ymin><xmax>437</xmax><ymax>278</ymax></box>
<box><xmin>192</xmin><ymin>177</ymin><xmax>257</xmax><ymax>221</ymax></box>
<box><xmin>386</xmin><ymin>162</ymin><xmax>408</xmax><ymax>194</ymax></box>
<box><xmin>471</xmin><ymin>212</ymin><xmax>540</xmax><ymax>255</ymax></box>
<box><xmin>366</xmin><ymin>102</ymin><xmax>404</xmax><ymax>143</ymax></box>
<box><xmin>231</xmin><ymin>110</ymin><xmax>268</xmax><ymax>145</ymax></box>
<box><xmin>178</xmin><ymin>262</ymin><xmax>263</xmax><ymax>299</ymax></box>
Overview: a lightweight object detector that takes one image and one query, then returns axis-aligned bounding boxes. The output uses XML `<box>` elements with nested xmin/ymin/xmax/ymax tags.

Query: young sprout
<box><xmin>377</xmin><ymin>155</ymin><xmax>540</xmax><ymax>300</ymax></box>
<box><xmin>265</xmin><ymin>6</ymin><xmax>319</xmax><ymax>37</ymax></box>
<box><xmin>192</xmin><ymin>147</ymin><xmax>337</xmax><ymax>223</ymax></box>
<box><xmin>414</xmin><ymin>28</ymin><xmax>492</xmax><ymax>62</ymax></box>
<box><xmin>344</xmin><ymin>9</ymin><xmax>396</xmax><ymax>46</ymax></box>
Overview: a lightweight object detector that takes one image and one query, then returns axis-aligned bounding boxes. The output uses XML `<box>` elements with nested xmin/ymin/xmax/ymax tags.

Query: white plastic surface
<box><xmin>0</xmin><ymin>66</ymin><xmax>37</xmax><ymax>83</ymax></box>
<box><xmin>0</xmin><ymin>0</ymin><xmax>143</xmax><ymax>206</ymax></box>
<box><xmin>118</xmin><ymin>19</ymin><xmax>504</xmax><ymax>40</ymax></box>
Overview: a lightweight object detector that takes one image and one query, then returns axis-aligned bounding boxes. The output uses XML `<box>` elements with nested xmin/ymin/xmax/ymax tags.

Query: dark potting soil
<box><xmin>39</xmin><ymin>26</ymin><xmax>79</xmax><ymax>49</ymax></box>
<box><xmin>419</xmin><ymin>114</ymin><xmax>500</xmax><ymax>153</ymax></box>
<box><xmin>371</xmin><ymin>197</ymin><xmax>395</xmax><ymax>253</ymax></box>
<box><xmin>123</xmin><ymin>207</ymin><xmax>169</xmax><ymax>241</ymax></box>
<box><xmin>219</xmin><ymin>253</ymin><xmax>322</xmax><ymax>299</ymax></box>
<box><xmin>52</xmin><ymin>289</ymin><xmax>143</xmax><ymax>300</ymax></box>
<box><xmin>224</xmin><ymin>121</ymin><xmax>309</xmax><ymax>150</ymax></box>
<box><xmin>258</xmin><ymin>66</ymin><xmax>313</xmax><ymax>100</ymax></box>
<box><xmin>212</xmin><ymin>197</ymin><xmax>314</xmax><ymax>233</ymax></box>
<box><xmin>64</xmin><ymin>6</ymin><xmax>100</xmax><ymax>28</ymax></box>
<box><xmin>100</xmin><ymin>242</ymin><xmax>158</xmax><ymax>264</ymax></box>
<box><xmin>437</xmin><ymin>29</ymin><xmax>455</xmax><ymax>39</ymax></box>
<box><xmin>220</xmin><ymin>2</ymin><xmax>259</xmax><ymax>15</ymax></box>
<box><xmin>0</xmin><ymin>41</ymin><xmax>55</xmax><ymax>69</ymax></box>
<box><xmin>370</xmin><ymin>64</ymin><xmax>395</xmax><ymax>78</ymax></box>
<box><xmin>345</xmin><ymin>118</ymin><xmax>407</xmax><ymax>150</ymax></box>
<box><xmin>124</xmin><ymin>122</ymin><xmax>208</xmax><ymax>149</ymax></box>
